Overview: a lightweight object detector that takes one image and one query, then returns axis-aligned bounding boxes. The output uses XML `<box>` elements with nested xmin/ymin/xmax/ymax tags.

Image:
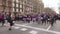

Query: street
<box><xmin>0</xmin><ymin>20</ymin><xmax>60</xmax><ymax>34</ymax></box>
<box><xmin>0</xmin><ymin>0</ymin><xmax>59</xmax><ymax>34</ymax></box>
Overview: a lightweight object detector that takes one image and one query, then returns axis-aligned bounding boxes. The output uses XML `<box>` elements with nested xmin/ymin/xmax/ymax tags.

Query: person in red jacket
<box><xmin>0</xmin><ymin>14</ymin><xmax>3</xmax><ymax>22</ymax></box>
<box><xmin>1</xmin><ymin>13</ymin><xmax>6</xmax><ymax>26</ymax></box>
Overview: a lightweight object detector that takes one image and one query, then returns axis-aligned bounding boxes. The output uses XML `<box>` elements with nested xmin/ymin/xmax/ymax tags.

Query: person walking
<box><xmin>0</xmin><ymin>13</ymin><xmax>3</xmax><ymax>24</ymax></box>
<box><xmin>49</xmin><ymin>16</ymin><xmax>54</xmax><ymax>26</ymax></box>
<box><xmin>6</xmin><ymin>13</ymin><xmax>14</xmax><ymax>30</ymax></box>
<box><xmin>1</xmin><ymin>13</ymin><xmax>6</xmax><ymax>26</ymax></box>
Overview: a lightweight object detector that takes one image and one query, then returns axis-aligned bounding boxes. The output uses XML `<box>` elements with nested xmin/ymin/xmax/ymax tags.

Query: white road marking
<box><xmin>20</xmin><ymin>28</ymin><xmax>27</xmax><ymax>31</ymax></box>
<box><xmin>56</xmin><ymin>33</ymin><xmax>60</xmax><ymax>34</ymax></box>
<box><xmin>4</xmin><ymin>23</ymin><xmax>60</xmax><ymax>34</ymax></box>
<box><xmin>5</xmin><ymin>23</ymin><xmax>20</xmax><ymax>29</ymax></box>
<box><xmin>15</xmin><ymin>24</ymin><xmax>60</xmax><ymax>34</ymax></box>
<box><xmin>29</xmin><ymin>30</ymin><xmax>38</xmax><ymax>34</ymax></box>
<box><xmin>47</xmin><ymin>25</ymin><xmax>51</xmax><ymax>31</ymax></box>
<box><xmin>12</xmin><ymin>26</ymin><xmax>20</xmax><ymax>29</ymax></box>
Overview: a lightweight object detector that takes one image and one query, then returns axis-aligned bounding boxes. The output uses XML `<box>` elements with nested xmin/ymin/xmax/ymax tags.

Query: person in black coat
<box><xmin>40</xmin><ymin>14</ymin><xmax>47</xmax><ymax>24</ymax></box>
<box><xmin>6</xmin><ymin>14</ymin><xmax>14</xmax><ymax>30</ymax></box>
<box><xmin>49</xmin><ymin>16</ymin><xmax>55</xmax><ymax>26</ymax></box>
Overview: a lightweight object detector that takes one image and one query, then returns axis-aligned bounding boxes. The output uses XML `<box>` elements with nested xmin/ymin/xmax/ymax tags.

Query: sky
<box><xmin>42</xmin><ymin>0</ymin><xmax>59</xmax><ymax>14</ymax></box>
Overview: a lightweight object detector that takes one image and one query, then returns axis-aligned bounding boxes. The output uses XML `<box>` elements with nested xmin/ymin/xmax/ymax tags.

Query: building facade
<box><xmin>31</xmin><ymin>0</ymin><xmax>44</xmax><ymax>14</ymax></box>
<box><xmin>0</xmin><ymin>0</ymin><xmax>12</xmax><ymax>13</ymax></box>
<box><xmin>0</xmin><ymin>0</ymin><xmax>44</xmax><ymax>14</ymax></box>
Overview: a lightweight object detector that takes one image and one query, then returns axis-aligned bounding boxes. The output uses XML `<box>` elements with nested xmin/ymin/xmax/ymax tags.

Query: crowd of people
<box><xmin>14</xmin><ymin>13</ymin><xmax>59</xmax><ymax>26</ymax></box>
<box><xmin>0</xmin><ymin>12</ymin><xmax>60</xmax><ymax>30</ymax></box>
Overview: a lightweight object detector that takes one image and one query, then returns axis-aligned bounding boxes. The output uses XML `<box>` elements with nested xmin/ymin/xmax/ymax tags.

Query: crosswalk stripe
<box><xmin>20</xmin><ymin>28</ymin><xmax>28</xmax><ymax>31</ymax></box>
<box><xmin>15</xmin><ymin>24</ymin><xmax>60</xmax><ymax>34</ymax></box>
<box><xmin>12</xmin><ymin>26</ymin><xmax>20</xmax><ymax>29</ymax></box>
<box><xmin>4</xmin><ymin>23</ymin><xmax>60</xmax><ymax>34</ymax></box>
<box><xmin>47</xmin><ymin>25</ymin><xmax>51</xmax><ymax>30</ymax></box>
<box><xmin>29</xmin><ymin>30</ymin><xmax>38</xmax><ymax>34</ymax></box>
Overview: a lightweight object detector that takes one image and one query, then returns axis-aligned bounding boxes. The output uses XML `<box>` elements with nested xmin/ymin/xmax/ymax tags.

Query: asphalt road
<box><xmin>0</xmin><ymin>20</ymin><xmax>60</xmax><ymax>34</ymax></box>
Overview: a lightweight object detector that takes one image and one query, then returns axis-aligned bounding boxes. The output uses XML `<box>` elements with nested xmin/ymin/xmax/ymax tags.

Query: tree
<box><xmin>44</xmin><ymin>7</ymin><xmax>56</xmax><ymax>15</ymax></box>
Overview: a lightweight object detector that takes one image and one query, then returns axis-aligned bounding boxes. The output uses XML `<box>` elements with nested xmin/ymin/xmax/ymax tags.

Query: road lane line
<box><xmin>47</xmin><ymin>25</ymin><xmax>51</xmax><ymax>30</ymax></box>
<box><xmin>15</xmin><ymin>24</ymin><xmax>60</xmax><ymax>34</ymax></box>
<box><xmin>4</xmin><ymin>23</ymin><xmax>60</xmax><ymax>34</ymax></box>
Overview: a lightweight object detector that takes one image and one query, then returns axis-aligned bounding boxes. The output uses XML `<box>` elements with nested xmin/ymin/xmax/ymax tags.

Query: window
<box><xmin>16</xmin><ymin>9</ymin><xmax>18</xmax><ymax>12</ymax></box>
<box><xmin>20</xmin><ymin>5</ymin><xmax>22</xmax><ymax>8</ymax></box>
<box><xmin>20</xmin><ymin>9</ymin><xmax>22</xmax><ymax>12</ymax></box>
<box><xmin>16</xmin><ymin>4</ymin><xmax>18</xmax><ymax>7</ymax></box>
<box><xmin>12</xmin><ymin>3</ymin><xmax>15</xmax><ymax>7</ymax></box>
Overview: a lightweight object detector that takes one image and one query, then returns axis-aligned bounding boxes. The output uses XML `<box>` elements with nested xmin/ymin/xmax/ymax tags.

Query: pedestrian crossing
<box><xmin>20</xmin><ymin>28</ymin><xmax>28</xmax><ymax>31</ymax></box>
<box><xmin>29</xmin><ymin>30</ymin><xmax>38</xmax><ymax>34</ymax></box>
<box><xmin>13</xmin><ymin>27</ymin><xmax>38</xmax><ymax>34</ymax></box>
<box><xmin>3</xmin><ymin>23</ymin><xmax>60</xmax><ymax>34</ymax></box>
<box><xmin>12</xmin><ymin>26</ymin><xmax>20</xmax><ymax>29</ymax></box>
<box><xmin>4</xmin><ymin>23</ymin><xmax>38</xmax><ymax>34</ymax></box>
<box><xmin>12</xmin><ymin>26</ymin><xmax>38</xmax><ymax>34</ymax></box>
